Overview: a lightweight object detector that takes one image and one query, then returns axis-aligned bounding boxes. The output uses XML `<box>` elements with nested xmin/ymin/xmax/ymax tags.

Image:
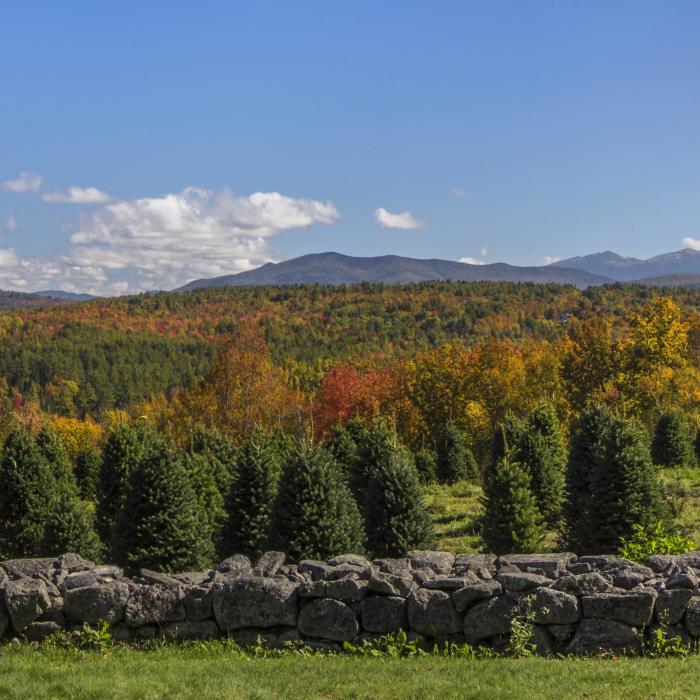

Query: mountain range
<box><xmin>177</xmin><ymin>249</ymin><xmax>700</xmax><ymax>291</ymax></box>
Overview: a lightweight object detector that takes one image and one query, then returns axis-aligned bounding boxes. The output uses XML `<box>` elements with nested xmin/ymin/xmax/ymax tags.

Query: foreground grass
<box><xmin>1</xmin><ymin>644</ymin><xmax>699</xmax><ymax>699</ymax></box>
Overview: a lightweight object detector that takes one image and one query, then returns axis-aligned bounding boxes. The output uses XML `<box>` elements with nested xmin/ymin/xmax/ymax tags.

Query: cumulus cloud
<box><xmin>4</xmin><ymin>216</ymin><xmax>18</xmax><ymax>232</ymax></box>
<box><xmin>2</xmin><ymin>171</ymin><xmax>43</xmax><ymax>193</ymax></box>
<box><xmin>43</xmin><ymin>186</ymin><xmax>112</xmax><ymax>204</ymax></box>
<box><xmin>543</xmin><ymin>256</ymin><xmax>561</xmax><ymax>265</ymax></box>
<box><xmin>683</xmin><ymin>237</ymin><xmax>700</xmax><ymax>251</ymax></box>
<box><xmin>0</xmin><ymin>187</ymin><xmax>341</xmax><ymax>295</ymax></box>
<box><xmin>459</xmin><ymin>256</ymin><xmax>485</xmax><ymax>265</ymax></box>
<box><xmin>375</xmin><ymin>207</ymin><xmax>424</xmax><ymax>230</ymax></box>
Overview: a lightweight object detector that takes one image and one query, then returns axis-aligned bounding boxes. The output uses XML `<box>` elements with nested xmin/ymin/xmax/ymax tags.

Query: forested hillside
<box><xmin>2</xmin><ymin>280</ymin><xmax>700</xmax><ymax>421</ymax></box>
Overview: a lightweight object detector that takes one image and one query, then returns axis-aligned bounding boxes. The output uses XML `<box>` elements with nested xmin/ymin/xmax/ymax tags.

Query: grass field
<box><xmin>0</xmin><ymin>645</ymin><xmax>698</xmax><ymax>699</ymax></box>
<box><xmin>424</xmin><ymin>465</ymin><xmax>700</xmax><ymax>553</ymax></box>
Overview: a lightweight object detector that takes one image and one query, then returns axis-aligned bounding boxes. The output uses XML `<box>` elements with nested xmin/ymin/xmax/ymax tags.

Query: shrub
<box><xmin>221</xmin><ymin>431</ymin><xmax>284</xmax><ymax>557</ymax></box>
<box><xmin>269</xmin><ymin>443</ymin><xmax>366</xmax><ymax>560</ymax></box>
<box><xmin>618</xmin><ymin>521</ymin><xmax>695</xmax><ymax>564</ymax></box>
<box><xmin>481</xmin><ymin>453</ymin><xmax>544</xmax><ymax>554</ymax></box>
<box><xmin>651</xmin><ymin>411</ymin><xmax>695</xmax><ymax>468</ymax></box>
<box><xmin>364</xmin><ymin>450</ymin><xmax>435</xmax><ymax>557</ymax></box>
<box><xmin>111</xmin><ymin>433</ymin><xmax>212</xmax><ymax>572</ymax></box>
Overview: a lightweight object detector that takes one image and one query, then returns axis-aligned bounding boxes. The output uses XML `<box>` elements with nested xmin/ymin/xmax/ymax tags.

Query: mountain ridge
<box><xmin>176</xmin><ymin>252</ymin><xmax>613</xmax><ymax>291</ymax></box>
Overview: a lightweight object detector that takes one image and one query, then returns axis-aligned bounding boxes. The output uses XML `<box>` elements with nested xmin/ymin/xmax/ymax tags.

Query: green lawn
<box><xmin>0</xmin><ymin>645</ymin><xmax>699</xmax><ymax>699</ymax></box>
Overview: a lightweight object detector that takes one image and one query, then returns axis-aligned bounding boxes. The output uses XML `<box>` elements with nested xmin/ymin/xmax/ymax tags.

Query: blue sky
<box><xmin>1</xmin><ymin>1</ymin><xmax>699</xmax><ymax>294</ymax></box>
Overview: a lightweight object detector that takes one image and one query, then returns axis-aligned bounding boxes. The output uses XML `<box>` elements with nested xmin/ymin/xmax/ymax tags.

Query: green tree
<box><xmin>588</xmin><ymin>416</ymin><xmax>667</xmax><ymax>553</ymax></box>
<box><xmin>490</xmin><ymin>415</ymin><xmax>527</xmax><ymax>466</ymax></box>
<box><xmin>364</xmin><ymin>451</ymin><xmax>435</xmax><ymax>557</ymax></box>
<box><xmin>185</xmin><ymin>452</ymin><xmax>227</xmax><ymax>555</ymax></box>
<box><xmin>221</xmin><ymin>431</ymin><xmax>284</xmax><ymax>557</ymax></box>
<box><xmin>518</xmin><ymin>405</ymin><xmax>567</xmax><ymax>527</ymax></box>
<box><xmin>414</xmin><ymin>447</ymin><xmax>438</xmax><ymax>484</ymax></box>
<box><xmin>36</xmin><ymin>427</ymin><xmax>101</xmax><ymax>560</ymax></box>
<box><xmin>436</xmin><ymin>423</ymin><xmax>478</xmax><ymax>483</ymax></box>
<box><xmin>0</xmin><ymin>425</ymin><xmax>55</xmax><ymax>558</ymax></box>
<box><xmin>74</xmin><ymin>448</ymin><xmax>101</xmax><ymax>502</ymax></box>
<box><xmin>564</xmin><ymin>405</ymin><xmax>667</xmax><ymax>553</ymax></box>
<box><xmin>269</xmin><ymin>443</ymin><xmax>366</xmax><ymax>560</ymax></box>
<box><xmin>112</xmin><ymin>434</ymin><xmax>212</xmax><ymax>572</ymax></box>
<box><xmin>481</xmin><ymin>452</ymin><xmax>544</xmax><ymax>554</ymax></box>
<box><xmin>651</xmin><ymin>411</ymin><xmax>695</xmax><ymax>468</ymax></box>
<box><xmin>95</xmin><ymin>422</ymin><xmax>151</xmax><ymax>547</ymax></box>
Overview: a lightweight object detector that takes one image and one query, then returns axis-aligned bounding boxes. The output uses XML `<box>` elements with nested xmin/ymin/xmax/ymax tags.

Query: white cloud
<box><xmin>683</xmin><ymin>237</ymin><xmax>700</xmax><ymax>251</ymax></box>
<box><xmin>480</xmin><ymin>246</ymin><xmax>488</xmax><ymax>257</ymax></box>
<box><xmin>43</xmin><ymin>186</ymin><xmax>112</xmax><ymax>204</ymax></box>
<box><xmin>459</xmin><ymin>256</ymin><xmax>485</xmax><ymax>265</ymax></box>
<box><xmin>0</xmin><ymin>187</ymin><xmax>341</xmax><ymax>295</ymax></box>
<box><xmin>2</xmin><ymin>171</ymin><xmax>43</xmax><ymax>194</ymax></box>
<box><xmin>375</xmin><ymin>207</ymin><xmax>424</xmax><ymax>230</ymax></box>
<box><xmin>543</xmin><ymin>256</ymin><xmax>561</xmax><ymax>265</ymax></box>
<box><xmin>451</xmin><ymin>187</ymin><xmax>471</xmax><ymax>201</ymax></box>
<box><xmin>4</xmin><ymin>216</ymin><xmax>18</xmax><ymax>232</ymax></box>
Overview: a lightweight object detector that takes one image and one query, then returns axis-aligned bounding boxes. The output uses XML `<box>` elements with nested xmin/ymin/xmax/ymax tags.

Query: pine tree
<box><xmin>185</xmin><ymin>424</ymin><xmax>238</xmax><ymax>496</ymax></box>
<box><xmin>74</xmin><ymin>448</ymin><xmax>101</xmax><ymax>502</ymax></box>
<box><xmin>185</xmin><ymin>452</ymin><xmax>227</xmax><ymax>555</ymax></box>
<box><xmin>111</xmin><ymin>434</ymin><xmax>212</xmax><ymax>573</ymax></box>
<box><xmin>0</xmin><ymin>425</ymin><xmax>55</xmax><ymax>558</ymax></box>
<box><xmin>436</xmin><ymin>423</ymin><xmax>478</xmax><ymax>483</ymax></box>
<box><xmin>36</xmin><ymin>428</ymin><xmax>101</xmax><ymax>560</ymax></box>
<box><xmin>564</xmin><ymin>405</ymin><xmax>667</xmax><ymax>554</ymax></box>
<box><xmin>364</xmin><ymin>451</ymin><xmax>435</xmax><ymax>557</ymax></box>
<box><xmin>414</xmin><ymin>447</ymin><xmax>438</xmax><ymax>484</ymax></box>
<box><xmin>518</xmin><ymin>405</ymin><xmax>567</xmax><ymax>527</ymax></box>
<box><xmin>221</xmin><ymin>431</ymin><xmax>284</xmax><ymax>557</ymax></box>
<box><xmin>269</xmin><ymin>443</ymin><xmax>366</xmax><ymax>560</ymax></box>
<box><xmin>563</xmin><ymin>404</ymin><xmax>616</xmax><ymax>552</ymax></box>
<box><xmin>490</xmin><ymin>415</ymin><xmax>527</xmax><ymax>465</ymax></box>
<box><xmin>348</xmin><ymin>423</ymin><xmax>398</xmax><ymax>505</ymax></box>
<box><xmin>481</xmin><ymin>453</ymin><xmax>544</xmax><ymax>554</ymax></box>
<box><xmin>95</xmin><ymin>422</ymin><xmax>151</xmax><ymax>547</ymax></box>
<box><xmin>651</xmin><ymin>411</ymin><xmax>695</xmax><ymax>468</ymax></box>
<box><xmin>587</xmin><ymin>416</ymin><xmax>667</xmax><ymax>552</ymax></box>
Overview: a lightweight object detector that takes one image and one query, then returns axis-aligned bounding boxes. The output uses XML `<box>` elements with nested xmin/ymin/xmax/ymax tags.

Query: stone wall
<box><xmin>1</xmin><ymin>550</ymin><xmax>699</xmax><ymax>654</ymax></box>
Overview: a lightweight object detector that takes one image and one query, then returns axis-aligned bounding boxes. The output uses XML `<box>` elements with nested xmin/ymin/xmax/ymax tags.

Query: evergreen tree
<box><xmin>436</xmin><ymin>423</ymin><xmax>478</xmax><ymax>483</ymax></box>
<box><xmin>325</xmin><ymin>418</ymin><xmax>367</xmax><ymax>473</ymax></box>
<box><xmin>112</xmin><ymin>434</ymin><xmax>212</xmax><ymax>573</ymax></box>
<box><xmin>364</xmin><ymin>451</ymin><xmax>435</xmax><ymax>557</ymax></box>
<box><xmin>563</xmin><ymin>404</ymin><xmax>616</xmax><ymax>553</ymax></box>
<box><xmin>269</xmin><ymin>443</ymin><xmax>366</xmax><ymax>560</ymax></box>
<box><xmin>564</xmin><ymin>405</ymin><xmax>667</xmax><ymax>553</ymax></box>
<box><xmin>414</xmin><ymin>447</ymin><xmax>438</xmax><ymax>484</ymax></box>
<box><xmin>74</xmin><ymin>448</ymin><xmax>101</xmax><ymax>502</ymax></box>
<box><xmin>518</xmin><ymin>405</ymin><xmax>567</xmax><ymax>527</ymax></box>
<box><xmin>348</xmin><ymin>423</ymin><xmax>398</xmax><ymax>505</ymax></box>
<box><xmin>490</xmin><ymin>415</ymin><xmax>527</xmax><ymax>465</ymax></box>
<box><xmin>0</xmin><ymin>425</ymin><xmax>55</xmax><ymax>558</ymax></box>
<box><xmin>185</xmin><ymin>452</ymin><xmax>227</xmax><ymax>555</ymax></box>
<box><xmin>587</xmin><ymin>416</ymin><xmax>667</xmax><ymax>552</ymax></box>
<box><xmin>95</xmin><ymin>422</ymin><xmax>151</xmax><ymax>546</ymax></box>
<box><xmin>221</xmin><ymin>431</ymin><xmax>284</xmax><ymax>557</ymax></box>
<box><xmin>36</xmin><ymin>427</ymin><xmax>101</xmax><ymax>560</ymax></box>
<box><xmin>185</xmin><ymin>424</ymin><xmax>238</xmax><ymax>495</ymax></box>
<box><xmin>651</xmin><ymin>411</ymin><xmax>695</xmax><ymax>468</ymax></box>
<box><xmin>481</xmin><ymin>453</ymin><xmax>544</xmax><ymax>554</ymax></box>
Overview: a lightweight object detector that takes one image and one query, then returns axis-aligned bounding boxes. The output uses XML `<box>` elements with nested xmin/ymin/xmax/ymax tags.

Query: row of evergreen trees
<box><xmin>0</xmin><ymin>420</ymin><xmax>436</xmax><ymax>571</ymax></box>
<box><xmin>481</xmin><ymin>404</ymin><xmax>668</xmax><ymax>554</ymax></box>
